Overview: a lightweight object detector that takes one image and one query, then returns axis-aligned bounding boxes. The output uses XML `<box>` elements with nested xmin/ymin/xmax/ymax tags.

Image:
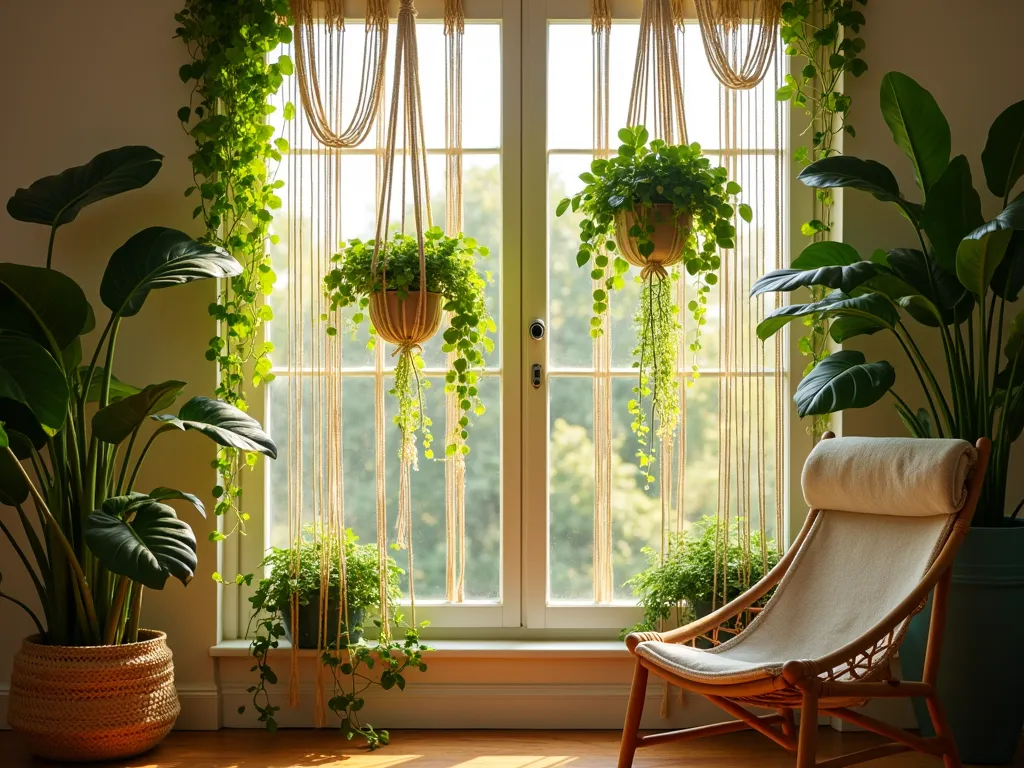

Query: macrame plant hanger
<box><xmin>694</xmin><ymin>0</ymin><xmax>781</xmax><ymax>90</ymax></box>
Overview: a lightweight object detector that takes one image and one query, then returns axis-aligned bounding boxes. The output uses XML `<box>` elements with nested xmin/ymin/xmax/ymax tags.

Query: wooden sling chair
<box><xmin>618</xmin><ymin>434</ymin><xmax>991</xmax><ymax>768</ymax></box>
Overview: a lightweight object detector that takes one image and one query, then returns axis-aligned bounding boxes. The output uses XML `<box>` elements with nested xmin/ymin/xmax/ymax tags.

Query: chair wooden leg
<box><xmin>796</xmin><ymin>689</ymin><xmax>819</xmax><ymax>768</ymax></box>
<box><xmin>779</xmin><ymin>707</ymin><xmax>796</xmax><ymax>739</ymax></box>
<box><xmin>926</xmin><ymin>694</ymin><xmax>963</xmax><ymax>768</ymax></box>
<box><xmin>617</xmin><ymin>660</ymin><xmax>650</xmax><ymax>768</ymax></box>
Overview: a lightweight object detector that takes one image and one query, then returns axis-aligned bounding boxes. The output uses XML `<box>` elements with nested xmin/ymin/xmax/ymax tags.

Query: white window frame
<box><xmin>220</xmin><ymin>0</ymin><xmax>808</xmax><ymax>644</ymax></box>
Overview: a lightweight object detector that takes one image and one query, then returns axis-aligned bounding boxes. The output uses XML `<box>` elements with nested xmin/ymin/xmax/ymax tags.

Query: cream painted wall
<box><xmin>0</xmin><ymin>0</ymin><xmax>222</xmax><ymax>708</ymax></box>
<box><xmin>834</xmin><ymin>0</ymin><xmax>1024</xmax><ymax>512</ymax></box>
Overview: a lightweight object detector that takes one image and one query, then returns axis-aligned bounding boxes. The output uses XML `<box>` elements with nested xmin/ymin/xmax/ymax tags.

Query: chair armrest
<box><xmin>626</xmin><ymin>510</ymin><xmax>820</xmax><ymax>654</ymax></box>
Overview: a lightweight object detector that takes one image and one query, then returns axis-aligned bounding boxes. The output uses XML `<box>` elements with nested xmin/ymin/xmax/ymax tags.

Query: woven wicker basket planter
<box><xmin>369</xmin><ymin>289</ymin><xmax>443</xmax><ymax>346</ymax></box>
<box><xmin>7</xmin><ymin>630</ymin><xmax>180</xmax><ymax>762</ymax></box>
<box><xmin>613</xmin><ymin>202</ymin><xmax>692</xmax><ymax>271</ymax></box>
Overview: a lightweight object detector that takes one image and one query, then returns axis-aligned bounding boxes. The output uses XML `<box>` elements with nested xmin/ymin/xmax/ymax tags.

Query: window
<box><xmin>234</xmin><ymin>0</ymin><xmax>789</xmax><ymax>638</ymax></box>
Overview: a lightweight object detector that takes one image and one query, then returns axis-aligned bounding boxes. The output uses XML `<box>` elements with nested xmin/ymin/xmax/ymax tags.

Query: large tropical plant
<box><xmin>752</xmin><ymin>72</ymin><xmax>1024</xmax><ymax>525</ymax></box>
<box><xmin>0</xmin><ymin>146</ymin><xmax>277</xmax><ymax>646</ymax></box>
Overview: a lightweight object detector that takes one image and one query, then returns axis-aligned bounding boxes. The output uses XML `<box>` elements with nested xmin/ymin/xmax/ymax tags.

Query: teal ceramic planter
<box><xmin>901</xmin><ymin>522</ymin><xmax>1024</xmax><ymax>764</ymax></box>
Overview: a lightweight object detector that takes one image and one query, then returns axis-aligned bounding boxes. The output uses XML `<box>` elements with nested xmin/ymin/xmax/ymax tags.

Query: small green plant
<box><xmin>323</xmin><ymin>227</ymin><xmax>494</xmax><ymax>462</ymax></box>
<box><xmin>623</xmin><ymin>516</ymin><xmax>779</xmax><ymax>638</ymax></box>
<box><xmin>245</xmin><ymin>527</ymin><xmax>430</xmax><ymax>748</ymax></box>
<box><xmin>175</xmin><ymin>0</ymin><xmax>293</xmax><ymax>576</ymax></box>
<box><xmin>556</xmin><ymin>126</ymin><xmax>749</xmax><ymax>483</ymax></box>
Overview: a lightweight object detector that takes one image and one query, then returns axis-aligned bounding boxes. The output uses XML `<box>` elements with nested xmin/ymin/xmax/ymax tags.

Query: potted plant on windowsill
<box><xmin>623</xmin><ymin>516</ymin><xmax>779</xmax><ymax>645</ymax></box>
<box><xmin>752</xmin><ymin>71</ymin><xmax>1024</xmax><ymax>763</ymax></box>
<box><xmin>556</xmin><ymin>126</ymin><xmax>750</xmax><ymax>483</ymax></box>
<box><xmin>245</xmin><ymin>526</ymin><xmax>429</xmax><ymax>748</ymax></box>
<box><xmin>0</xmin><ymin>146</ymin><xmax>278</xmax><ymax>762</ymax></box>
<box><xmin>322</xmin><ymin>227</ymin><xmax>494</xmax><ymax>465</ymax></box>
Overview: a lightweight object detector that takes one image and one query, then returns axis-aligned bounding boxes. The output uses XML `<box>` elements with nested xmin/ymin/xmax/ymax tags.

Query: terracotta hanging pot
<box><xmin>369</xmin><ymin>289</ymin><xmax>443</xmax><ymax>347</ymax></box>
<box><xmin>613</xmin><ymin>202</ymin><xmax>692</xmax><ymax>272</ymax></box>
<box><xmin>7</xmin><ymin>630</ymin><xmax>179</xmax><ymax>762</ymax></box>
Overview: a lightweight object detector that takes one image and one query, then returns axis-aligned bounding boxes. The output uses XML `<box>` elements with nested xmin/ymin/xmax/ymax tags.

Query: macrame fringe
<box><xmin>694</xmin><ymin>0</ymin><xmax>780</xmax><ymax>89</ymax></box>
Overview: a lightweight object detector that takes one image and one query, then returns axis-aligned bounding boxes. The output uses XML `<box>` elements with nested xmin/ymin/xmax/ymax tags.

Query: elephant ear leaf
<box><xmin>0</xmin><ymin>264</ymin><xmax>92</xmax><ymax>352</ymax></box>
<box><xmin>880</xmin><ymin>72</ymin><xmax>951</xmax><ymax>194</ymax></box>
<box><xmin>982</xmin><ymin>100</ymin><xmax>1024</xmax><ymax>199</ymax></box>
<box><xmin>147</xmin><ymin>487</ymin><xmax>206</xmax><ymax>518</ymax></box>
<box><xmin>92</xmin><ymin>380</ymin><xmax>186</xmax><ymax>445</ymax></box>
<box><xmin>152</xmin><ymin>396</ymin><xmax>278</xmax><ymax>459</ymax></box>
<box><xmin>6</xmin><ymin>146</ymin><xmax>163</xmax><ymax>228</ymax></box>
<box><xmin>100</xmin><ymin>227</ymin><xmax>241</xmax><ymax>318</ymax></box>
<box><xmin>794</xmin><ymin>350</ymin><xmax>896</xmax><ymax>417</ymax></box>
<box><xmin>84</xmin><ymin>497</ymin><xmax>197</xmax><ymax>590</ymax></box>
<box><xmin>0</xmin><ymin>335</ymin><xmax>69</xmax><ymax>436</ymax></box>
<box><xmin>956</xmin><ymin>221</ymin><xmax>1014</xmax><ymax>297</ymax></box>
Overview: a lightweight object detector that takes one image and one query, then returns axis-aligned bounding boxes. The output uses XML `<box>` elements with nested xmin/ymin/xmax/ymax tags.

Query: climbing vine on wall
<box><xmin>175</xmin><ymin>0</ymin><xmax>293</xmax><ymax>577</ymax></box>
<box><xmin>776</xmin><ymin>0</ymin><xmax>868</xmax><ymax>437</ymax></box>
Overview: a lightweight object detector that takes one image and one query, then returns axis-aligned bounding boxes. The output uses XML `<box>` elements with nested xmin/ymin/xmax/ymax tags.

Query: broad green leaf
<box><xmin>84</xmin><ymin>497</ymin><xmax>198</xmax><ymax>590</ymax></box>
<box><xmin>0</xmin><ymin>400</ymin><xmax>47</xmax><ymax>460</ymax></box>
<box><xmin>79</xmin><ymin>366</ymin><xmax>141</xmax><ymax>404</ymax></box>
<box><xmin>829</xmin><ymin>315</ymin><xmax>886</xmax><ymax>343</ymax></box>
<box><xmin>750</xmin><ymin>261</ymin><xmax>879</xmax><ymax>297</ymax></box>
<box><xmin>798</xmin><ymin>156</ymin><xmax>919</xmax><ymax>223</ymax></box>
<box><xmin>920</xmin><ymin>155</ymin><xmax>984</xmax><ymax>274</ymax></box>
<box><xmin>0</xmin><ymin>335</ymin><xmax>68</xmax><ymax>436</ymax></box>
<box><xmin>1004</xmin><ymin>310</ymin><xmax>1024</xmax><ymax>360</ymax></box>
<box><xmin>879</xmin><ymin>72</ymin><xmax>950</xmax><ymax>193</ymax></box>
<box><xmin>886</xmin><ymin>248</ymin><xmax>973</xmax><ymax>324</ymax></box>
<box><xmin>982</xmin><ymin>100</ymin><xmax>1024</xmax><ymax>198</ymax></box>
<box><xmin>757</xmin><ymin>292</ymin><xmax>899</xmax><ymax>341</ymax></box>
<box><xmin>147</xmin><ymin>487</ymin><xmax>206</xmax><ymax>518</ymax></box>
<box><xmin>152</xmin><ymin>396</ymin><xmax>278</xmax><ymax>458</ymax></box>
<box><xmin>956</xmin><ymin>221</ymin><xmax>1014</xmax><ymax>296</ymax></box>
<box><xmin>794</xmin><ymin>350</ymin><xmax>896</xmax><ymax>417</ymax></box>
<box><xmin>100</xmin><ymin>227</ymin><xmax>240</xmax><ymax>318</ymax></box>
<box><xmin>895</xmin><ymin>404</ymin><xmax>933</xmax><ymax>439</ymax></box>
<box><xmin>992</xmin><ymin>230</ymin><xmax>1024</xmax><ymax>301</ymax></box>
<box><xmin>791</xmin><ymin>241</ymin><xmax>861</xmax><ymax>269</ymax></box>
<box><xmin>6</xmin><ymin>146</ymin><xmax>163</xmax><ymax>228</ymax></box>
<box><xmin>92</xmin><ymin>380</ymin><xmax>186</xmax><ymax>444</ymax></box>
<box><xmin>0</xmin><ymin>440</ymin><xmax>28</xmax><ymax>506</ymax></box>
<box><xmin>0</xmin><ymin>264</ymin><xmax>91</xmax><ymax>352</ymax></box>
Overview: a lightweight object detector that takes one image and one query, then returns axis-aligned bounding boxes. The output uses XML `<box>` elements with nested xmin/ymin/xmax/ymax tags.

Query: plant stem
<box><xmin>104</xmin><ymin>575</ymin><xmax>130</xmax><ymax>645</ymax></box>
<box><xmin>116</xmin><ymin>426</ymin><xmax>142</xmax><ymax>495</ymax></box>
<box><xmin>0</xmin><ymin>518</ymin><xmax>47</xmax><ymax>609</ymax></box>
<box><xmin>0</xmin><ymin>591</ymin><xmax>45</xmax><ymax>636</ymax></box>
<box><xmin>45</xmin><ymin>225</ymin><xmax>57</xmax><ymax>270</ymax></box>
<box><xmin>127</xmin><ymin>426</ymin><xmax>175</xmax><ymax>492</ymax></box>
<box><xmin>126</xmin><ymin>582</ymin><xmax>143</xmax><ymax>643</ymax></box>
<box><xmin>894</xmin><ymin>324</ymin><xmax>952</xmax><ymax>436</ymax></box>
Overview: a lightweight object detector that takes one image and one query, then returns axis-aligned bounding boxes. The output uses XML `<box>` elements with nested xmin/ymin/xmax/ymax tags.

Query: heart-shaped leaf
<box><xmin>880</xmin><ymin>72</ymin><xmax>951</xmax><ymax>194</ymax></box>
<box><xmin>920</xmin><ymin>155</ymin><xmax>984</xmax><ymax>275</ymax></box>
<box><xmin>957</xmin><ymin>221</ymin><xmax>1014</xmax><ymax>296</ymax></box>
<box><xmin>791</xmin><ymin>241</ymin><xmax>861</xmax><ymax>269</ymax></box>
<box><xmin>100</xmin><ymin>227</ymin><xmax>240</xmax><ymax>318</ymax></box>
<box><xmin>0</xmin><ymin>264</ymin><xmax>91</xmax><ymax>352</ymax></box>
<box><xmin>152</xmin><ymin>396</ymin><xmax>278</xmax><ymax>459</ymax></box>
<box><xmin>92</xmin><ymin>380</ymin><xmax>185</xmax><ymax>444</ymax></box>
<box><xmin>982</xmin><ymin>100</ymin><xmax>1024</xmax><ymax>199</ymax></box>
<box><xmin>794</xmin><ymin>350</ymin><xmax>896</xmax><ymax>417</ymax></box>
<box><xmin>750</xmin><ymin>261</ymin><xmax>880</xmax><ymax>297</ymax></box>
<box><xmin>147</xmin><ymin>487</ymin><xmax>206</xmax><ymax>518</ymax></box>
<box><xmin>6</xmin><ymin>146</ymin><xmax>163</xmax><ymax>228</ymax></box>
<box><xmin>84</xmin><ymin>497</ymin><xmax>197</xmax><ymax>590</ymax></box>
<box><xmin>0</xmin><ymin>335</ymin><xmax>68</xmax><ymax>436</ymax></box>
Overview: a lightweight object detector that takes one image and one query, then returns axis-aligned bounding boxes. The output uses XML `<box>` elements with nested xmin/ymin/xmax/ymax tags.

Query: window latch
<box><xmin>531</xmin><ymin>364</ymin><xmax>543</xmax><ymax>389</ymax></box>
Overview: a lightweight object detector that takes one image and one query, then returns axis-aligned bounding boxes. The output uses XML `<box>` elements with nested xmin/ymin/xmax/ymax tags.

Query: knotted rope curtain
<box><xmin>291</xmin><ymin>0</ymin><xmax>390</xmax><ymax>147</ymax></box>
<box><xmin>694</xmin><ymin>0</ymin><xmax>781</xmax><ymax>89</ymax></box>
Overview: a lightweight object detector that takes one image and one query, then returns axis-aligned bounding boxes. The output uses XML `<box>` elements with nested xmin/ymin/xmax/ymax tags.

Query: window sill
<box><xmin>210</xmin><ymin>638</ymin><xmax>629</xmax><ymax>659</ymax></box>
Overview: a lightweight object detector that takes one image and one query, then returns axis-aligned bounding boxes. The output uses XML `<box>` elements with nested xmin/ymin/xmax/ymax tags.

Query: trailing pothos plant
<box><xmin>556</xmin><ymin>126</ymin><xmax>749</xmax><ymax>483</ymax></box>
<box><xmin>245</xmin><ymin>527</ymin><xmax>430</xmax><ymax>748</ymax></box>
<box><xmin>322</xmin><ymin>227</ymin><xmax>494</xmax><ymax>462</ymax></box>
<box><xmin>753</xmin><ymin>71</ymin><xmax>1024</xmax><ymax>526</ymax></box>
<box><xmin>175</xmin><ymin>0</ymin><xmax>292</xmax><ymax>574</ymax></box>
<box><xmin>0</xmin><ymin>146</ymin><xmax>277</xmax><ymax>646</ymax></box>
<box><xmin>777</xmin><ymin>0</ymin><xmax>869</xmax><ymax>437</ymax></box>
<box><xmin>623</xmin><ymin>516</ymin><xmax>779</xmax><ymax>638</ymax></box>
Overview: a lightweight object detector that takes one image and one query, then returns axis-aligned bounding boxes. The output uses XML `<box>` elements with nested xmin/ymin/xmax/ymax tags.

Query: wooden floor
<box><xmin>0</xmin><ymin>729</ymin><xmax>1020</xmax><ymax>768</ymax></box>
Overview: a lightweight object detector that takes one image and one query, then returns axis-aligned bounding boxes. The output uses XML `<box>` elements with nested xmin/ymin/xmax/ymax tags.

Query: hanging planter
<box><xmin>324</xmin><ymin>227</ymin><xmax>493</xmax><ymax>463</ymax></box>
<box><xmin>557</xmin><ymin>125</ymin><xmax>749</xmax><ymax>482</ymax></box>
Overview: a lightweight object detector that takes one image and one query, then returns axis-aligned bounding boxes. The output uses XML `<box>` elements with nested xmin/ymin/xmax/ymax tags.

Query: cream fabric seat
<box><xmin>635</xmin><ymin>437</ymin><xmax>975</xmax><ymax>686</ymax></box>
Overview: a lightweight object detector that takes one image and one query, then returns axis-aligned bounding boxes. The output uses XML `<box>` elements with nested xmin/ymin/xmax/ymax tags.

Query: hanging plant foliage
<box><xmin>175</xmin><ymin>0</ymin><xmax>293</xmax><ymax>573</ymax></box>
<box><xmin>557</xmin><ymin>126</ymin><xmax>748</xmax><ymax>483</ymax></box>
<box><xmin>323</xmin><ymin>228</ymin><xmax>494</xmax><ymax>463</ymax></box>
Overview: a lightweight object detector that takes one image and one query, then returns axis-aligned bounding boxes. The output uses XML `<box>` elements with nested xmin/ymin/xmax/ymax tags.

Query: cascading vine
<box><xmin>175</xmin><ymin>0</ymin><xmax>293</xmax><ymax>579</ymax></box>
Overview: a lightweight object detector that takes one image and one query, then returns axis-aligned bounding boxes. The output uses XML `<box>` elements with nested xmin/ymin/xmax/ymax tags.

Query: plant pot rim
<box><xmin>20</xmin><ymin>629</ymin><xmax>167</xmax><ymax>651</ymax></box>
